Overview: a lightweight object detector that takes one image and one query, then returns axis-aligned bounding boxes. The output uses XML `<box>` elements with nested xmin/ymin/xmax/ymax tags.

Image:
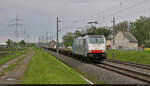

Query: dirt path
<box><xmin>0</xmin><ymin>50</ymin><xmax>31</xmax><ymax>73</ymax></box>
<box><xmin>0</xmin><ymin>50</ymin><xmax>35</xmax><ymax>84</ymax></box>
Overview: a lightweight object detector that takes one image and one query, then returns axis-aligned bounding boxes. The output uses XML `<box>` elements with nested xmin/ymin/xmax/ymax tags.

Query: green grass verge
<box><xmin>0</xmin><ymin>48</ymin><xmax>29</xmax><ymax>66</ymax></box>
<box><xmin>107</xmin><ymin>50</ymin><xmax>150</xmax><ymax>65</ymax></box>
<box><xmin>22</xmin><ymin>48</ymin><xmax>88</xmax><ymax>84</ymax></box>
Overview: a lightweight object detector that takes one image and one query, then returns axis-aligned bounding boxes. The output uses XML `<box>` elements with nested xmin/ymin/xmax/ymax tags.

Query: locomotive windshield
<box><xmin>89</xmin><ymin>37</ymin><xmax>104</xmax><ymax>44</ymax></box>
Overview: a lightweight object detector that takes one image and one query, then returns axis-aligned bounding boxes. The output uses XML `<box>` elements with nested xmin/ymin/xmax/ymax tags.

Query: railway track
<box><xmin>106</xmin><ymin>59</ymin><xmax>150</xmax><ymax>70</ymax></box>
<box><xmin>43</xmin><ymin>47</ymin><xmax>150</xmax><ymax>83</ymax></box>
<box><xmin>95</xmin><ymin>59</ymin><xmax>150</xmax><ymax>83</ymax></box>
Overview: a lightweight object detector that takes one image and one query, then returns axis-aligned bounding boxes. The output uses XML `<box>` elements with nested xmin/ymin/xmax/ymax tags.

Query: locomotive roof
<box><xmin>75</xmin><ymin>35</ymin><xmax>104</xmax><ymax>38</ymax></box>
<box><xmin>87</xmin><ymin>35</ymin><xmax>104</xmax><ymax>38</ymax></box>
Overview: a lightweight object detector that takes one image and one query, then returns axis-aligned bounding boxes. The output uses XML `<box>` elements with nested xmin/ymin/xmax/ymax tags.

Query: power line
<box><xmin>98</xmin><ymin>0</ymin><xmax>147</xmax><ymax>24</ymax></box>
<box><xmin>9</xmin><ymin>15</ymin><xmax>24</xmax><ymax>42</ymax></box>
<box><xmin>96</xmin><ymin>0</ymin><xmax>130</xmax><ymax>16</ymax></box>
<box><xmin>117</xmin><ymin>7</ymin><xmax>150</xmax><ymax>20</ymax></box>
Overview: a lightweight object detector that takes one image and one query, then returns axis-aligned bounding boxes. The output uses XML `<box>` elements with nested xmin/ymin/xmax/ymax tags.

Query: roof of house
<box><xmin>106</xmin><ymin>31</ymin><xmax>138</xmax><ymax>43</ymax></box>
<box><xmin>50</xmin><ymin>40</ymin><xmax>56</xmax><ymax>44</ymax></box>
<box><xmin>123</xmin><ymin>31</ymin><xmax>138</xmax><ymax>43</ymax></box>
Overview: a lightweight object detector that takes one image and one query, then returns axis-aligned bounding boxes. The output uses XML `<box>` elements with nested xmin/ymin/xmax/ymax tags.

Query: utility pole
<box><xmin>50</xmin><ymin>36</ymin><xmax>52</xmax><ymax>42</ymax></box>
<box><xmin>42</xmin><ymin>35</ymin><xmax>44</xmax><ymax>44</ymax></box>
<box><xmin>26</xmin><ymin>33</ymin><xmax>31</xmax><ymax>43</ymax></box>
<box><xmin>45</xmin><ymin>32</ymin><xmax>48</xmax><ymax>44</ymax></box>
<box><xmin>112</xmin><ymin>17</ymin><xmax>115</xmax><ymax>58</ymax></box>
<box><xmin>39</xmin><ymin>35</ymin><xmax>41</xmax><ymax>46</ymax></box>
<box><xmin>23</xmin><ymin>28</ymin><xmax>26</xmax><ymax>41</ymax></box>
<box><xmin>56</xmin><ymin>16</ymin><xmax>61</xmax><ymax>55</ymax></box>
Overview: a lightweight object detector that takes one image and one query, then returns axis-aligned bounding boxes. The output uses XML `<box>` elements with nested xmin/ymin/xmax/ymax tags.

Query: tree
<box><xmin>63</xmin><ymin>32</ymin><xmax>75</xmax><ymax>48</ymax></box>
<box><xmin>94</xmin><ymin>27</ymin><xmax>112</xmax><ymax>38</ymax></box>
<box><xmin>144</xmin><ymin>40</ymin><xmax>150</xmax><ymax>48</ymax></box>
<box><xmin>6</xmin><ymin>39</ymin><xmax>14</xmax><ymax>48</ymax></box>
<box><xmin>74</xmin><ymin>30</ymin><xmax>82</xmax><ymax>37</ymax></box>
<box><xmin>86</xmin><ymin>25</ymin><xmax>96</xmax><ymax>34</ymax></box>
<box><xmin>114</xmin><ymin>21</ymin><xmax>130</xmax><ymax>33</ymax></box>
<box><xmin>86</xmin><ymin>26</ymin><xmax>112</xmax><ymax>38</ymax></box>
<box><xmin>62</xmin><ymin>26</ymin><xmax>111</xmax><ymax>48</ymax></box>
<box><xmin>131</xmin><ymin>16</ymin><xmax>150</xmax><ymax>46</ymax></box>
<box><xmin>18</xmin><ymin>40</ymin><xmax>26</xmax><ymax>48</ymax></box>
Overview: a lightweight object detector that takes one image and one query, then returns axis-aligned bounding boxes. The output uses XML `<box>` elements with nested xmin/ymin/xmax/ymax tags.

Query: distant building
<box><xmin>0</xmin><ymin>43</ymin><xmax>7</xmax><ymax>48</ymax></box>
<box><xmin>49</xmin><ymin>40</ymin><xmax>56</xmax><ymax>48</ymax></box>
<box><xmin>107</xmin><ymin>31</ymin><xmax>138</xmax><ymax>50</ymax></box>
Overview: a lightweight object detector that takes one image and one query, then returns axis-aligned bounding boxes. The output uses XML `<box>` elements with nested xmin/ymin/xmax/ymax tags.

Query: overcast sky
<box><xmin>0</xmin><ymin>0</ymin><xmax>150</xmax><ymax>43</ymax></box>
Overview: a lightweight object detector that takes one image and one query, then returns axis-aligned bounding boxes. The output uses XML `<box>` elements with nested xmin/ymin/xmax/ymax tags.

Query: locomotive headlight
<box><xmin>103</xmin><ymin>50</ymin><xmax>107</xmax><ymax>53</ymax></box>
<box><xmin>101</xmin><ymin>50</ymin><xmax>105</xmax><ymax>53</ymax></box>
<box><xmin>88</xmin><ymin>50</ymin><xmax>92</xmax><ymax>53</ymax></box>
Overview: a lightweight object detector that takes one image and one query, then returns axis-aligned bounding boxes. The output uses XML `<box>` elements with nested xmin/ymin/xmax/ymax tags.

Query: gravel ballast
<box><xmin>44</xmin><ymin>49</ymin><xmax>146</xmax><ymax>84</ymax></box>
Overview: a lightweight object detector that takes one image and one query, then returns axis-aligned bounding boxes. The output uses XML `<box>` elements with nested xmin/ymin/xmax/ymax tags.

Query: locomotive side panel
<box><xmin>73</xmin><ymin>35</ymin><xmax>107</xmax><ymax>60</ymax></box>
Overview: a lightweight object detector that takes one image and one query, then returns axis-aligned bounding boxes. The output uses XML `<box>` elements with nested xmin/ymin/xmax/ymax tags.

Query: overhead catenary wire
<box><xmin>105</xmin><ymin>0</ymin><xmax>147</xmax><ymax>18</ymax></box>
<box><xmin>117</xmin><ymin>7</ymin><xmax>150</xmax><ymax>21</ymax></box>
<box><xmin>97</xmin><ymin>0</ymin><xmax>148</xmax><ymax>25</ymax></box>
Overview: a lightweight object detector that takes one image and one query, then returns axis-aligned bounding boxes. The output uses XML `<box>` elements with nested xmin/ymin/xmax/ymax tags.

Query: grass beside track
<box><xmin>107</xmin><ymin>50</ymin><xmax>150</xmax><ymax>66</ymax></box>
<box><xmin>22</xmin><ymin>48</ymin><xmax>88</xmax><ymax>84</ymax></box>
<box><xmin>0</xmin><ymin>48</ymin><xmax>29</xmax><ymax>66</ymax></box>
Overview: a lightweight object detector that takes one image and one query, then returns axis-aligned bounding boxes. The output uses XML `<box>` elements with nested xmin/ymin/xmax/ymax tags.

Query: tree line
<box><xmin>5</xmin><ymin>39</ymin><xmax>26</xmax><ymax>48</ymax></box>
<box><xmin>63</xmin><ymin>16</ymin><xmax>150</xmax><ymax>48</ymax></box>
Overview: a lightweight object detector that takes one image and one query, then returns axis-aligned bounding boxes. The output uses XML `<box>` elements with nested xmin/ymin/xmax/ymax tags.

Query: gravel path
<box><xmin>0</xmin><ymin>50</ymin><xmax>31</xmax><ymax>73</ymax></box>
<box><xmin>0</xmin><ymin>50</ymin><xmax>34</xmax><ymax>84</ymax></box>
<box><xmin>45</xmin><ymin>49</ymin><xmax>146</xmax><ymax>84</ymax></box>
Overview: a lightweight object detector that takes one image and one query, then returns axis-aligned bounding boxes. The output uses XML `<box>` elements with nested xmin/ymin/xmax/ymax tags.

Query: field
<box><xmin>107</xmin><ymin>50</ymin><xmax>150</xmax><ymax>65</ymax></box>
<box><xmin>22</xmin><ymin>48</ymin><xmax>88</xmax><ymax>84</ymax></box>
<box><xmin>0</xmin><ymin>48</ymin><xmax>29</xmax><ymax>66</ymax></box>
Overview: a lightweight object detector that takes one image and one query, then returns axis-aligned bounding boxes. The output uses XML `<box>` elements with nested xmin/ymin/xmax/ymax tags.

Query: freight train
<box><xmin>42</xmin><ymin>34</ymin><xmax>107</xmax><ymax>62</ymax></box>
<box><xmin>72</xmin><ymin>35</ymin><xmax>107</xmax><ymax>61</ymax></box>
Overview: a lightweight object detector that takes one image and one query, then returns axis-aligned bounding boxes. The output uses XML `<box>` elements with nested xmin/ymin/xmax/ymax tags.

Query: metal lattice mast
<box><xmin>9</xmin><ymin>15</ymin><xmax>23</xmax><ymax>42</ymax></box>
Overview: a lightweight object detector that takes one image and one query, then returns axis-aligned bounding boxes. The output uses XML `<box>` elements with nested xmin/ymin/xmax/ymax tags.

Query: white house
<box><xmin>110</xmin><ymin>31</ymin><xmax>138</xmax><ymax>50</ymax></box>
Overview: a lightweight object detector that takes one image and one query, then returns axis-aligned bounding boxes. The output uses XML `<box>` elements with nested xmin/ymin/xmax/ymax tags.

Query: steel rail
<box><xmin>106</xmin><ymin>59</ymin><xmax>150</xmax><ymax>70</ymax></box>
<box><xmin>43</xmin><ymin>47</ymin><xmax>150</xmax><ymax>83</ymax></box>
<box><xmin>95</xmin><ymin>63</ymin><xmax>150</xmax><ymax>83</ymax></box>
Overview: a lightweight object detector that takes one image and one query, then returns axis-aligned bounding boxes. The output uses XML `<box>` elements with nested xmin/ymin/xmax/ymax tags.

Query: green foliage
<box><xmin>94</xmin><ymin>27</ymin><xmax>112</xmax><ymax>39</ymax></box>
<box><xmin>114</xmin><ymin>21</ymin><xmax>130</xmax><ymax>32</ymax></box>
<box><xmin>86</xmin><ymin>25</ymin><xmax>96</xmax><ymax>34</ymax></box>
<box><xmin>62</xmin><ymin>26</ymin><xmax>112</xmax><ymax>47</ymax></box>
<box><xmin>22</xmin><ymin>48</ymin><xmax>87</xmax><ymax>84</ymax></box>
<box><xmin>63</xmin><ymin>32</ymin><xmax>75</xmax><ymax>47</ymax></box>
<box><xmin>74</xmin><ymin>30</ymin><xmax>82</xmax><ymax>37</ymax></box>
<box><xmin>18</xmin><ymin>40</ymin><xmax>26</xmax><ymax>48</ymax></box>
<box><xmin>82</xmin><ymin>26</ymin><xmax>112</xmax><ymax>38</ymax></box>
<box><xmin>144</xmin><ymin>40</ymin><xmax>150</xmax><ymax>48</ymax></box>
<box><xmin>107</xmin><ymin>50</ymin><xmax>150</xmax><ymax>66</ymax></box>
<box><xmin>6</xmin><ymin>39</ymin><xmax>14</xmax><ymax>48</ymax></box>
<box><xmin>131</xmin><ymin>16</ymin><xmax>150</xmax><ymax>46</ymax></box>
<box><xmin>5</xmin><ymin>39</ymin><xmax>26</xmax><ymax>49</ymax></box>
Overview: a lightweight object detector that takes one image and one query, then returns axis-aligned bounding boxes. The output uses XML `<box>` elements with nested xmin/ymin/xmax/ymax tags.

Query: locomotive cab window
<box><xmin>89</xmin><ymin>37</ymin><xmax>104</xmax><ymax>44</ymax></box>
